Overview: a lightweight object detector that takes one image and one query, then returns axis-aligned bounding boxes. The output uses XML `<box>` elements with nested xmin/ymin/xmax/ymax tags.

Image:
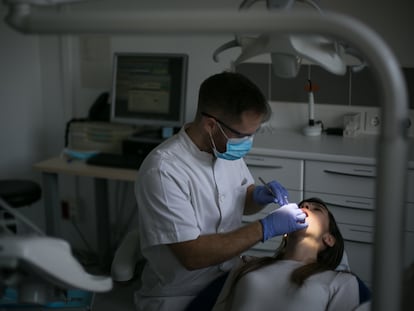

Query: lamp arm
<box><xmin>297</xmin><ymin>0</ymin><xmax>323</xmax><ymax>14</ymax></box>
<box><xmin>239</xmin><ymin>0</ymin><xmax>266</xmax><ymax>10</ymax></box>
<box><xmin>212</xmin><ymin>39</ymin><xmax>240</xmax><ymax>62</ymax></box>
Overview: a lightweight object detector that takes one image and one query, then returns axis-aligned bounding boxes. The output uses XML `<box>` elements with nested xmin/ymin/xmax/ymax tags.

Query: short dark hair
<box><xmin>196</xmin><ymin>71</ymin><xmax>270</xmax><ymax>123</ymax></box>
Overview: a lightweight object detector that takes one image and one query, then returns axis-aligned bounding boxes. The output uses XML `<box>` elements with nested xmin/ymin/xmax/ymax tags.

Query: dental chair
<box><xmin>0</xmin><ymin>179</ymin><xmax>112</xmax><ymax>310</ymax></box>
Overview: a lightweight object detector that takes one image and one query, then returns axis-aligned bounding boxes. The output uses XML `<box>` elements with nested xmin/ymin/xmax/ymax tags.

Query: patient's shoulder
<box><xmin>310</xmin><ymin>269</ymin><xmax>358</xmax><ymax>288</ymax></box>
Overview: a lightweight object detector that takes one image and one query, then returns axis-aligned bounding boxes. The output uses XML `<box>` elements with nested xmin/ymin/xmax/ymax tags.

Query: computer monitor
<box><xmin>110</xmin><ymin>52</ymin><xmax>188</xmax><ymax>129</ymax></box>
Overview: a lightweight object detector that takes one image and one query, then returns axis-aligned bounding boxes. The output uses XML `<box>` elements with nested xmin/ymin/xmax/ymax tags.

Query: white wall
<box><xmin>1</xmin><ymin>0</ymin><xmax>413</xmax><ymax>251</ymax></box>
<box><xmin>0</xmin><ymin>8</ymin><xmax>43</xmax><ymax>177</ymax></box>
<box><xmin>1</xmin><ymin>7</ymin><xmax>46</xmax><ymax>229</ymax></box>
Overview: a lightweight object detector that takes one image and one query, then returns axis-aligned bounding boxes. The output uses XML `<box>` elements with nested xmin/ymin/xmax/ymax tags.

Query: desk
<box><xmin>33</xmin><ymin>157</ymin><xmax>138</xmax><ymax>268</ymax></box>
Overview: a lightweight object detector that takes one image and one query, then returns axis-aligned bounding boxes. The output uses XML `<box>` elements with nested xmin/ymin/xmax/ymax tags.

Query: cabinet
<box><xmin>243</xmin><ymin>154</ymin><xmax>304</xmax><ymax>256</ymax></box>
<box><xmin>242</xmin><ymin>153</ymin><xmax>414</xmax><ymax>288</ymax></box>
<box><xmin>305</xmin><ymin>160</ymin><xmax>414</xmax><ymax>287</ymax></box>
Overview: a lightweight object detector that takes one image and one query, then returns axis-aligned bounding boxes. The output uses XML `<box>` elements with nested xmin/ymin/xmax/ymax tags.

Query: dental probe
<box><xmin>258</xmin><ymin>177</ymin><xmax>289</xmax><ymax>204</ymax></box>
<box><xmin>258</xmin><ymin>177</ymin><xmax>276</xmax><ymax>197</ymax></box>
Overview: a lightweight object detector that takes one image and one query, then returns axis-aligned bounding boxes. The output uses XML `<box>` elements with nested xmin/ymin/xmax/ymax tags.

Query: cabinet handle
<box><xmin>245</xmin><ymin>156</ymin><xmax>285</xmax><ymax>169</ymax></box>
<box><xmin>323</xmin><ymin>169</ymin><xmax>376</xmax><ymax>178</ymax></box>
<box><xmin>343</xmin><ymin>238</ymin><xmax>372</xmax><ymax>245</ymax></box>
<box><xmin>325</xmin><ymin>200</ymin><xmax>374</xmax><ymax>210</ymax></box>
<box><xmin>245</xmin><ymin>156</ymin><xmax>268</xmax><ymax>162</ymax></box>
<box><xmin>248</xmin><ymin>164</ymin><xmax>283</xmax><ymax>169</ymax></box>
<box><xmin>341</xmin><ymin>225</ymin><xmax>373</xmax><ymax>244</ymax></box>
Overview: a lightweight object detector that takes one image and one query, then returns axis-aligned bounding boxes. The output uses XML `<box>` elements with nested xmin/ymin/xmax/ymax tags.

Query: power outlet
<box><xmin>365</xmin><ymin>110</ymin><xmax>381</xmax><ymax>134</ymax></box>
<box><xmin>61</xmin><ymin>199</ymin><xmax>80</xmax><ymax>222</ymax></box>
<box><xmin>365</xmin><ymin>110</ymin><xmax>414</xmax><ymax>137</ymax></box>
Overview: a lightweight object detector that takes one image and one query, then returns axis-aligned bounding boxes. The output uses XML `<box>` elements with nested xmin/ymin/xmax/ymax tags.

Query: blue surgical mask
<box><xmin>210</xmin><ymin>123</ymin><xmax>254</xmax><ymax>161</ymax></box>
<box><xmin>215</xmin><ymin>136</ymin><xmax>253</xmax><ymax>160</ymax></box>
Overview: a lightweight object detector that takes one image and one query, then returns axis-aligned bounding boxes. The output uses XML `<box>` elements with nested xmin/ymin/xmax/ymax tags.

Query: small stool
<box><xmin>0</xmin><ymin>180</ymin><xmax>42</xmax><ymax>233</ymax></box>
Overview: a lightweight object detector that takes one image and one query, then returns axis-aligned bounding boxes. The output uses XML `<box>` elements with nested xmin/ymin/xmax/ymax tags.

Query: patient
<box><xmin>212</xmin><ymin>197</ymin><xmax>368</xmax><ymax>311</ymax></box>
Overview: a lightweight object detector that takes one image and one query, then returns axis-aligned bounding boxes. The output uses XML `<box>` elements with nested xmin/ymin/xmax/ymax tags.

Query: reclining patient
<box><xmin>212</xmin><ymin>197</ymin><xmax>369</xmax><ymax>311</ymax></box>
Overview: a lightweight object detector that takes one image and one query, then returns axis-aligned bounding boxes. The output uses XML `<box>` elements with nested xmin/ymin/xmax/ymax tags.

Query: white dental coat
<box><xmin>212</xmin><ymin>259</ymin><xmax>360</xmax><ymax>311</ymax></box>
<box><xmin>134</xmin><ymin>126</ymin><xmax>255</xmax><ymax>311</ymax></box>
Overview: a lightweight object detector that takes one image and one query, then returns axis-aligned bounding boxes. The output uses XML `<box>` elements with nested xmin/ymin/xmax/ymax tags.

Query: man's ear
<box><xmin>323</xmin><ymin>233</ymin><xmax>336</xmax><ymax>247</ymax></box>
<box><xmin>203</xmin><ymin>116</ymin><xmax>216</xmax><ymax>135</ymax></box>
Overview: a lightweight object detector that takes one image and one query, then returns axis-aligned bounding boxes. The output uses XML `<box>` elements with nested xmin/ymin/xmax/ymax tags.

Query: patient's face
<box><xmin>298</xmin><ymin>201</ymin><xmax>331</xmax><ymax>242</ymax></box>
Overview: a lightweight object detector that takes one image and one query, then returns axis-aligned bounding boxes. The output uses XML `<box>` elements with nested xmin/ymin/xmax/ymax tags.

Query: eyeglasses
<box><xmin>201</xmin><ymin>112</ymin><xmax>257</xmax><ymax>138</ymax></box>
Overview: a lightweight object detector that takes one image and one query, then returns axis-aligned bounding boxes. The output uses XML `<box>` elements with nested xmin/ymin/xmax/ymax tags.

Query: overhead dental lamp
<box><xmin>229</xmin><ymin>32</ymin><xmax>347</xmax><ymax>77</ymax></box>
<box><xmin>212</xmin><ymin>0</ymin><xmax>364</xmax><ymax>137</ymax></box>
<box><xmin>213</xmin><ymin>0</ymin><xmax>364</xmax><ymax>78</ymax></box>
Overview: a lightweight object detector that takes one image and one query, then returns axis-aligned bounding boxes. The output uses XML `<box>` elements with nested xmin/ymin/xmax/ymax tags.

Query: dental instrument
<box><xmin>258</xmin><ymin>177</ymin><xmax>289</xmax><ymax>204</ymax></box>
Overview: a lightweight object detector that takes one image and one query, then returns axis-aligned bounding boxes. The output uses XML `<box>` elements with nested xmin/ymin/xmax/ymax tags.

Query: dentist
<box><xmin>134</xmin><ymin>71</ymin><xmax>308</xmax><ymax>311</ymax></box>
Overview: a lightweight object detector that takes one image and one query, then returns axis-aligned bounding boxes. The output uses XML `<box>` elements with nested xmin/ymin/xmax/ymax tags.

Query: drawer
<box><xmin>246</xmin><ymin>154</ymin><xmax>303</xmax><ymax>191</ymax></box>
<box><xmin>339</xmin><ymin>223</ymin><xmax>373</xmax><ymax>243</ymax></box>
<box><xmin>305</xmin><ymin>191</ymin><xmax>375</xmax><ymax>243</ymax></box>
<box><xmin>305</xmin><ymin>160</ymin><xmax>375</xmax><ymax>198</ymax></box>
<box><xmin>305</xmin><ymin>191</ymin><xmax>374</xmax><ymax>227</ymax></box>
<box><xmin>306</xmin><ymin>192</ymin><xmax>375</xmax><ymax>211</ymax></box>
<box><xmin>305</xmin><ymin>191</ymin><xmax>414</xmax><ymax>233</ymax></box>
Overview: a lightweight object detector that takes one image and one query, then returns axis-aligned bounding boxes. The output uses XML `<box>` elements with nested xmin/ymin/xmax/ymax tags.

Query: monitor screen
<box><xmin>110</xmin><ymin>52</ymin><xmax>188</xmax><ymax>128</ymax></box>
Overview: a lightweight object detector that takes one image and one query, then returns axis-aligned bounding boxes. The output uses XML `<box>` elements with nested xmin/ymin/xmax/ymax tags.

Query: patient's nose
<box><xmin>301</xmin><ymin>202</ymin><xmax>311</xmax><ymax>209</ymax></box>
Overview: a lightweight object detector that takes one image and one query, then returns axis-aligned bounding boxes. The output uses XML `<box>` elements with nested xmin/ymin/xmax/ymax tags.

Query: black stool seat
<box><xmin>0</xmin><ymin>180</ymin><xmax>41</xmax><ymax>208</ymax></box>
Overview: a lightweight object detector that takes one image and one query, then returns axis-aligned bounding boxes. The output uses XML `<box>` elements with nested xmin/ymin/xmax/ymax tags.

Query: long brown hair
<box><xmin>228</xmin><ymin>198</ymin><xmax>345</xmax><ymax>301</ymax></box>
